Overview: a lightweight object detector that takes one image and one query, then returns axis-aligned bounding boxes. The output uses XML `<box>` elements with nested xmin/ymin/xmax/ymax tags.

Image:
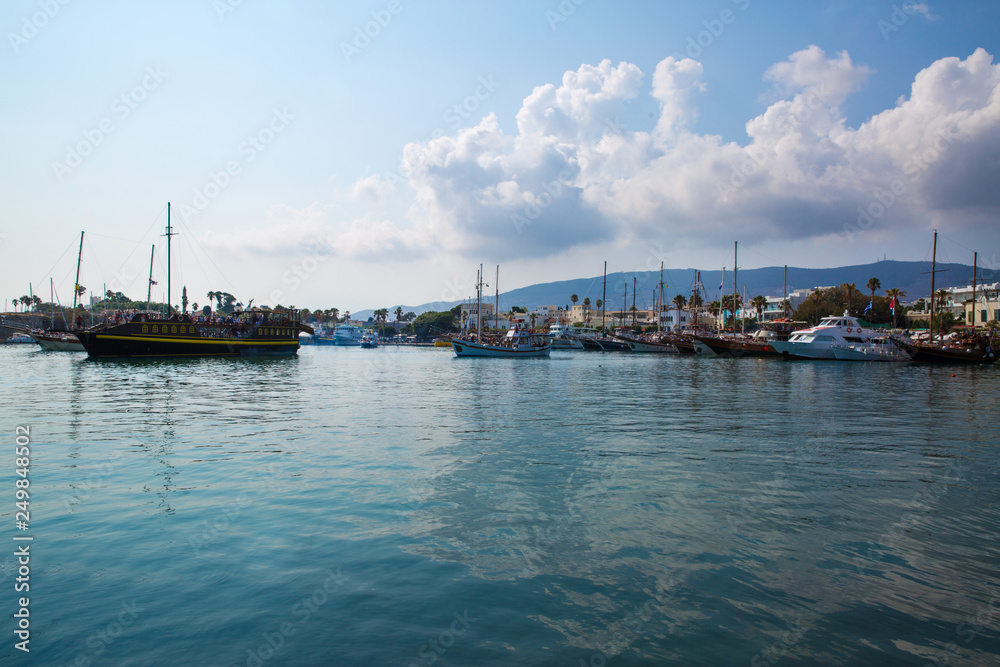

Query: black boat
<box><xmin>76</xmin><ymin>311</ymin><xmax>311</xmax><ymax>358</ymax></box>
<box><xmin>901</xmin><ymin>336</ymin><xmax>997</xmax><ymax>364</ymax></box>
<box><xmin>74</xmin><ymin>203</ymin><xmax>313</xmax><ymax>358</ymax></box>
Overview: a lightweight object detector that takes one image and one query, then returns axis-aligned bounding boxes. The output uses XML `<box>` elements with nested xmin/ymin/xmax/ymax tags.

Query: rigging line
<box><xmin>32</xmin><ymin>237</ymin><xmax>77</xmax><ymax>291</ymax></box>
<box><xmin>104</xmin><ymin>207</ymin><xmax>167</xmax><ymax>291</ymax></box>
<box><xmin>173</xmin><ymin>217</ymin><xmax>243</xmax><ymax>302</ymax></box>
<box><xmin>85</xmin><ymin>232</ymin><xmax>144</xmax><ymax>244</ymax></box>
<box><xmin>739</xmin><ymin>244</ymin><xmax>781</xmax><ymax>266</ymax></box>
<box><xmin>936</xmin><ymin>232</ymin><xmax>977</xmax><ymax>256</ymax></box>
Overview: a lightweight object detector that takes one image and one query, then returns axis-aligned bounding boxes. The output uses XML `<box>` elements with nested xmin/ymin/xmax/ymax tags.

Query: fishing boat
<box><xmin>360</xmin><ymin>331</ymin><xmax>378</xmax><ymax>348</ymax></box>
<box><xmin>74</xmin><ymin>203</ymin><xmax>313</xmax><ymax>358</ymax></box>
<box><xmin>693</xmin><ymin>323</ymin><xmax>798</xmax><ymax>358</ymax></box>
<box><xmin>450</xmin><ymin>265</ymin><xmax>551</xmax><ymax>358</ymax></box>
<box><xmin>609</xmin><ymin>331</ymin><xmax>677</xmax><ymax>353</ymax></box>
<box><xmin>29</xmin><ymin>236</ymin><xmax>87</xmax><ymax>352</ymax></box>
<box><xmin>451</xmin><ymin>326</ymin><xmax>551</xmax><ymax>358</ymax></box>
<box><xmin>769</xmin><ymin>312</ymin><xmax>875</xmax><ymax>360</ymax></box>
<box><xmin>30</xmin><ymin>330</ymin><xmax>84</xmax><ymax>352</ymax></box>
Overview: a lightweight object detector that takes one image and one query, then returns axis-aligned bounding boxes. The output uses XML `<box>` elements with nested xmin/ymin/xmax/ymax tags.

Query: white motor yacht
<box><xmin>769</xmin><ymin>312</ymin><xmax>875</xmax><ymax>360</ymax></box>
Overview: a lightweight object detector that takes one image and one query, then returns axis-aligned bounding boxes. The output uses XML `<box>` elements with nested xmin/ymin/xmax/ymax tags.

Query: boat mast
<box><xmin>494</xmin><ymin>265</ymin><xmax>499</xmax><ymax>331</ymax></box>
<box><xmin>147</xmin><ymin>245</ymin><xmax>156</xmax><ymax>312</ymax></box>
<box><xmin>733</xmin><ymin>241</ymin><xmax>738</xmax><ymax>332</ymax></box>
<box><xmin>929</xmin><ymin>230</ymin><xmax>937</xmax><ymax>343</ymax></box>
<box><xmin>622</xmin><ymin>281</ymin><xmax>627</xmax><ymax>328</ymax></box>
<box><xmin>602</xmin><ymin>261</ymin><xmax>607</xmax><ymax>334</ymax></box>
<box><xmin>632</xmin><ymin>276</ymin><xmax>636</xmax><ymax>328</ymax></box>
<box><xmin>972</xmin><ymin>251</ymin><xmax>978</xmax><ymax>328</ymax></box>
<box><xmin>163</xmin><ymin>203</ymin><xmax>176</xmax><ymax>313</ymax></box>
<box><xmin>72</xmin><ymin>231</ymin><xmax>84</xmax><ymax>309</ymax></box>
<box><xmin>783</xmin><ymin>265</ymin><xmax>787</xmax><ymax>319</ymax></box>
<box><xmin>50</xmin><ymin>278</ymin><xmax>54</xmax><ymax>329</ymax></box>
<box><xmin>657</xmin><ymin>262</ymin><xmax>664</xmax><ymax>333</ymax></box>
<box><xmin>691</xmin><ymin>271</ymin><xmax>699</xmax><ymax>332</ymax></box>
<box><xmin>720</xmin><ymin>267</ymin><xmax>725</xmax><ymax>332</ymax></box>
<box><xmin>476</xmin><ymin>264</ymin><xmax>482</xmax><ymax>338</ymax></box>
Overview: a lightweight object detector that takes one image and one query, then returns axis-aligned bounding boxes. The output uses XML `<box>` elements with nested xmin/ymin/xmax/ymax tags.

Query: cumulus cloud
<box><xmin>201</xmin><ymin>204</ymin><xmax>429</xmax><ymax>261</ymax></box>
<box><xmin>345</xmin><ymin>46</ymin><xmax>1000</xmax><ymax>259</ymax></box>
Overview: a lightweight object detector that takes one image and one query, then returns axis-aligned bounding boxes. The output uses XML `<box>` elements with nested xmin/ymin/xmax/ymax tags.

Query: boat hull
<box><xmin>769</xmin><ymin>340</ymin><xmax>837</xmax><ymax>360</ymax></box>
<box><xmin>75</xmin><ymin>318</ymin><xmax>304</xmax><ymax>358</ymax></box>
<box><xmin>451</xmin><ymin>339</ymin><xmax>551</xmax><ymax>358</ymax></box>
<box><xmin>612</xmin><ymin>335</ymin><xmax>677</xmax><ymax>353</ymax></box>
<box><xmin>693</xmin><ymin>335</ymin><xmax>779</xmax><ymax>358</ymax></box>
<box><xmin>77</xmin><ymin>331</ymin><xmax>299</xmax><ymax>357</ymax></box>
<box><xmin>902</xmin><ymin>342</ymin><xmax>997</xmax><ymax>364</ymax></box>
<box><xmin>31</xmin><ymin>331</ymin><xmax>85</xmax><ymax>352</ymax></box>
<box><xmin>830</xmin><ymin>345</ymin><xmax>910</xmax><ymax>362</ymax></box>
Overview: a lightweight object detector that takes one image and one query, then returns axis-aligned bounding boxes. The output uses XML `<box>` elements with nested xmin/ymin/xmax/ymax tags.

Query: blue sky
<box><xmin>3</xmin><ymin>0</ymin><xmax>1000</xmax><ymax>313</ymax></box>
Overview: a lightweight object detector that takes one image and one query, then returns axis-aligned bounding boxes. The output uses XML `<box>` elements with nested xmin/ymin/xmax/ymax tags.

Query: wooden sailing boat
<box><xmin>448</xmin><ymin>265</ymin><xmax>551</xmax><ymax>357</ymax></box>
<box><xmin>902</xmin><ymin>231</ymin><xmax>997</xmax><ymax>364</ymax></box>
<box><xmin>75</xmin><ymin>203</ymin><xmax>313</xmax><ymax>358</ymax></box>
<box><xmin>29</xmin><ymin>232</ymin><xmax>86</xmax><ymax>351</ymax></box>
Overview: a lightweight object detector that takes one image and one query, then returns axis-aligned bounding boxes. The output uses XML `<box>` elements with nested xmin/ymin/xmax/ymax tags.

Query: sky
<box><xmin>3</xmin><ymin>0</ymin><xmax>1000</xmax><ymax>313</ymax></box>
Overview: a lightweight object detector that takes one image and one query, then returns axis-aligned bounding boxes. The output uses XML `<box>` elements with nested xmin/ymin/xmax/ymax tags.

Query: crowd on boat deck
<box><xmin>86</xmin><ymin>309</ymin><xmax>296</xmax><ymax>334</ymax></box>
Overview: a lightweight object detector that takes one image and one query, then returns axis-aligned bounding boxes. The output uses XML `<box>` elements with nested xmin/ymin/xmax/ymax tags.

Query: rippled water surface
<box><xmin>1</xmin><ymin>344</ymin><xmax>998</xmax><ymax>665</ymax></box>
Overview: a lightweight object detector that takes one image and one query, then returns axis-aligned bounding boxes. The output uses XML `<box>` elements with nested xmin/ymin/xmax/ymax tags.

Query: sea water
<box><xmin>1</xmin><ymin>344</ymin><xmax>998</xmax><ymax>665</ymax></box>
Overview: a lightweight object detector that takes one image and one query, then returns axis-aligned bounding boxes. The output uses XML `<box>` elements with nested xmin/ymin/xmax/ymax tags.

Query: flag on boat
<box><xmin>864</xmin><ymin>300</ymin><xmax>872</xmax><ymax>314</ymax></box>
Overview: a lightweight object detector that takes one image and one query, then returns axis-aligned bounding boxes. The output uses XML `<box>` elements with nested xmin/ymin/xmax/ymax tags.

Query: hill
<box><xmin>353</xmin><ymin>260</ymin><xmax>977</xmax><ymax>320</ymax></box>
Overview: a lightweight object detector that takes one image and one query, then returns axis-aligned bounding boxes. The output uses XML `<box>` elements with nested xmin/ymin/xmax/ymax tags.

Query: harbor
<box><xmin>1</xmin><ymin>342</ymin><xmax>997</xmax><ymax>664</ymax></box>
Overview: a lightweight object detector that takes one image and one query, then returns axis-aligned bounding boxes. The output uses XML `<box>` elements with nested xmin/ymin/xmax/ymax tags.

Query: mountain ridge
<box><xmin>352</xmin><ymin>260</ymin><xmax>984</xmax><ymax>321</ymax></box>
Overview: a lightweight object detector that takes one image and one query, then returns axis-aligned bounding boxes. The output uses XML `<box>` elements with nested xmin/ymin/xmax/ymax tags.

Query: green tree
<box><xmin>866</xmin><ymin>277</ymin><xmax>881</xmax><ymax>313</ymax></box>
<box><xmin>751</xmin><ymin>295</ymin><xmax>768</xmax><ymax>321</ymax></box>
<box><xmin>410</xmin><ymin>311</ymin><xmax>457</xmax><ymax>338</ymax></box>
<box><xmin>884</xmin><ymin>288</ymin><xmax>905</xmax><ymax>329</ymax></box>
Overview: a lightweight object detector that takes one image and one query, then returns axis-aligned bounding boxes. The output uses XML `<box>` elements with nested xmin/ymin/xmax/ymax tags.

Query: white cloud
<box><xmin>339</xmin><ymin>46</ymin><xmax>1000</xmax><ymax>260</ymax></box>
<box><xmin>200</xmin><ymin>203</ymin><xmax>429</xmax><ymax>262</ymax></box>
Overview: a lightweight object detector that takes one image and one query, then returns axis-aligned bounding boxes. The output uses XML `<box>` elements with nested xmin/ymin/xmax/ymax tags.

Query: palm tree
<box><xmin>595</xmin><ymin>299</ymin><xmax>603</xmax><ymax>330</ymax></box>
<box><xmin>570</xmin><ymin>294</ymin><xmax>578</xmax><ymax>310</ymax></box>
<box><xmin>395</xmin><ymin>306</ymin><xmax>403</xmax><ymax>333</ymax></box>
<box><xmin>583</xmin><ymin>297</ymin><xmax>591</xmax><ymax>324</ymax></box>
<box><xmin>206</xmin><ymin>291</ymin><xmax>216</xmax><ymax>311</ymax></box>
<box><xmin>840</xmin><ymin>282</ymin><xmax>857</xmax><ymax>315</ymax></box>
<box><xmin>866</xmin><ymin>277</ymin><xmax>881</xmax><ymax>318</ymax></box>
<box><xmin>884</xmin><ymin>288</ymin><xmax>905</xmax><ymax>329</ymax></box>
<box><xmin>751</xmin><ymin>295</ymin><xmax>768</xmax><ymax>322</ymax></box>
<box><xmin>343</xmin><ymin>311</ymin><xmax>350</xmax><ymax>323</ymax></box>
<box><xmin>672</xmin><ymin>294</ymin><xmax>687</xmax><ymax>309</ymax></box>
<box><xmin>935</xmin><ymin>289</ymin><xmax>950</xmax><ymax>315</ymax></box>
<box><xmin>331</xmin><ymin>308</ymin><xmax>339</xmax><ymax>325</ymax></box>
